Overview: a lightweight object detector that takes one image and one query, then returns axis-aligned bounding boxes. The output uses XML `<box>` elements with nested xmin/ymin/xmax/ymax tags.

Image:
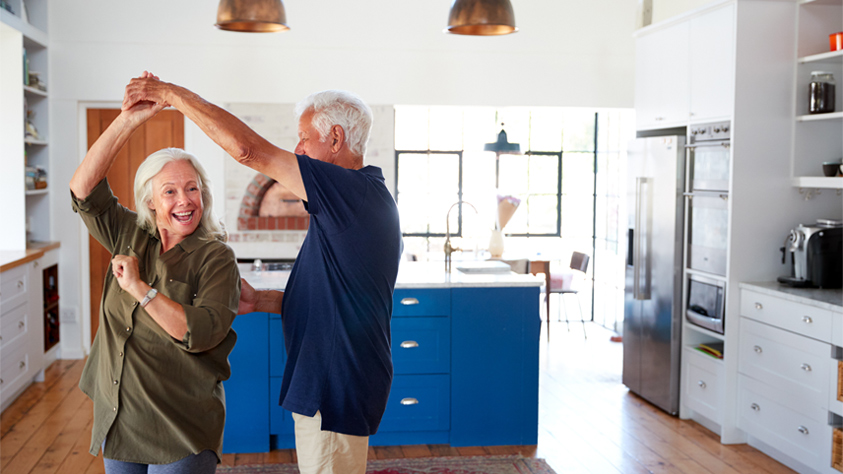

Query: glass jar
<box><xmin>809</xmin><ymin>71</ymin><xmax>835</xmax><ymax>114</ymax></box>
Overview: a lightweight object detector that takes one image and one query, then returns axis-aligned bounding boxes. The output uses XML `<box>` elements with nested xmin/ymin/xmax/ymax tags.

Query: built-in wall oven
<box><xmin>684</xmin><ymin>121</ymin><xmax>731</xmax><ymax>276</ymax></box>
<box><xmin>684</xmin><ymin>121</ymin><xmax>730</xmax><ymax>335</ymax></box>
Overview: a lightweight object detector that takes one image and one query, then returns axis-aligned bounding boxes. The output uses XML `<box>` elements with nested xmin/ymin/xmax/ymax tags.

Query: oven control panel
<box><xmin>688</xmin><ymin>121</ymin><xmax>731</xmax><ymax>142</ymax></box>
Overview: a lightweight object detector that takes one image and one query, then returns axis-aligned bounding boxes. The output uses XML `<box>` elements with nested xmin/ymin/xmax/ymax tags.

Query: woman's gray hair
<box><xmin>134</xmin><ymin>148</ymin><xmax>226</xmax><ymax>242</ymax></box>
<box><xmin>295</xmin><ymin>90</ymin><xmax>373</xmax><ymax>157</ymax></box>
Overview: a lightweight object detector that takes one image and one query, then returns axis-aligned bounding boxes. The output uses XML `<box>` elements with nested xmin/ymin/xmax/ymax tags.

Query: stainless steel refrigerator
<box><xmin>622</xmin><ymin>135</ymin><xmax>685</xmax><ymax>415</ymax></box>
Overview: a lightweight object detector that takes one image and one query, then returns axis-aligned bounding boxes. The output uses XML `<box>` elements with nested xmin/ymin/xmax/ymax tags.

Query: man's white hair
<box><xmin>295</xmin><ymin>90</ymin><xmax>373</xmax><ymax>157</ymax></box>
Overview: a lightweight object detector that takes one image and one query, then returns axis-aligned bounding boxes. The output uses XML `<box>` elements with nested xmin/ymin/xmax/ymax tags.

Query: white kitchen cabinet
<box><xmin>634</xmin><ymin>21</ymin><xmax>690</xmax><ymax>130</ymax></box>
<box><xmin>738</xmin><ymin>286</ymin><xmax>842</xmax><ymax>474</ymax></box>
<box><xmin>688</xmin><ymin>3</ymin><xmax>735</xmax><ymax>123</ymax></box>
<box><xmin>634</xmin><ymin>1</ymin><xmax>735</xmax><ymax>131</ymax></box>
<box><xmin>0</xmin><ymin>256</ymin><xmax>47</xmax><ymax>413</ymax></box>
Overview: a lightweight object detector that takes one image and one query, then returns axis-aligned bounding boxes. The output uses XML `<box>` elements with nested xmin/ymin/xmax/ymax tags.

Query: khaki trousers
<box><xmin>292</xmin><ymin>411</ymin><xmax>369</xmax><ymax>474</ymax></box>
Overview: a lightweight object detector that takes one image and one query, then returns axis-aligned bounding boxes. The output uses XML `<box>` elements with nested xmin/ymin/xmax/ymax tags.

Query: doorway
<box><xmin>85</xmin><ymin>108</ymin><xmax>184</xmax><ymax>341</ymax></box>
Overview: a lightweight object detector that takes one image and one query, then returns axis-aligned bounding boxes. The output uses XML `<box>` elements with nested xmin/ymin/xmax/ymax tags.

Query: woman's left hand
<box><xmin>111</xmin><ymin>255</ymin><xmax>145</xmax><ymax>300</ymax></box>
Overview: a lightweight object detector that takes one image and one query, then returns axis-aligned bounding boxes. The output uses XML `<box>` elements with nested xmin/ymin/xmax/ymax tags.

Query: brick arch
<box><xmin>237</xmin><ymin>173</ymin><xmax>310</xmax><ymax>231</ymax></box>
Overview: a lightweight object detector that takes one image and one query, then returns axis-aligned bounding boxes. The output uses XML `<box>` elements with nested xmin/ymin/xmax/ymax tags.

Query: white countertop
<box><xmin>242</xmin><ymin>261</ymin><xmax>544</xmax><ymax>291</ymax></box>
<box><xmin>739</xmin><ymin>281</ymin><xmax>843</xmax><ymax>312</ymax></box>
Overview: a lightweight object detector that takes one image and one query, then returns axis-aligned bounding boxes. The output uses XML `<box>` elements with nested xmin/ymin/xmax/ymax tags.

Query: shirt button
<box><xmin>119</xmin><ymin>351</ymin><xmax>123</xmax><ymax>357</ymax></box>
<box><xmin>113</xmin><ymin>407</ymin><xmax>117</xmax><ymax>412</ymax></box>
<box><xmin>113</xmin><ymin>380</ymin><xmax>118</xmax><ymax>385</ymax></box>
<box><xmin>125</xmin><ymin>327</ymin><xmax>131</xmax><ymax>332</ymax></box>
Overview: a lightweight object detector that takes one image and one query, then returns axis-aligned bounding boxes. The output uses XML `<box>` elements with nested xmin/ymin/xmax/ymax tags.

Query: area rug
<box><xmin>216</xmin><ymin>455</ymin><xmax>556</xmax><ymax>474</ymax></box>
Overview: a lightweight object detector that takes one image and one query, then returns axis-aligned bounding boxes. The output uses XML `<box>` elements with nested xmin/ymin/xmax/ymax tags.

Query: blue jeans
<box><xmin>102</xmin><ymin>441</ymin><xmax>217</xmax><ymax>474</ymax></box>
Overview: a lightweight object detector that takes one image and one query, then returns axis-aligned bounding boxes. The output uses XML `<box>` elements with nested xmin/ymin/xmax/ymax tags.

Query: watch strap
<box><xmin>140</xmin><ymin>288</ymin><xmax>158</xmax><ymax>307</ymax></box>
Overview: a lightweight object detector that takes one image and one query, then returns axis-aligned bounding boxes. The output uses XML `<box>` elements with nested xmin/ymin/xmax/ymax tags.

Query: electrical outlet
<box><xmin>59</xmin><ymin>307</ymin><xmax>77</xmax><ymax>323</ymax></box>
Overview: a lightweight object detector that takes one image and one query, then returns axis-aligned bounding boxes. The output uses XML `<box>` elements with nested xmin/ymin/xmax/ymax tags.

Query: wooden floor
<box><xmin>0</xmin><ymin>321</ymin><xmax>796</xmax><ymax>474</ymax></box>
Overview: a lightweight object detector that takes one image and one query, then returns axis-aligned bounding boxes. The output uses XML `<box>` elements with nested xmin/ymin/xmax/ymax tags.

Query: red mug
<box><xmin>831</xmin><ymin>32</ymin><xmax>843</xmax><ymax>52</ymax></box>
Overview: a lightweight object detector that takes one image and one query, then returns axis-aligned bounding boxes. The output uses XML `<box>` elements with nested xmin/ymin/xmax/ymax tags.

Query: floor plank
<box><xmin>0</xmin><ymin>322</ymin><xmax>800</xmax><ymax>474</ymax></box>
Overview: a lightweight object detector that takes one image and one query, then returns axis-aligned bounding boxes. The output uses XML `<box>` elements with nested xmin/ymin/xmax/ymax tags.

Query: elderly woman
<box><xmin>70</xmin><ymin>78</ymin><xmax>240</xmax><ymax>474</ymax></box>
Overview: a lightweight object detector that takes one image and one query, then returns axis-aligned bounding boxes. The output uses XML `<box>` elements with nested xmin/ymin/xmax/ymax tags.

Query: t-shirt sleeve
<box><xmin>296</xmin><ymin>154</ymin><xmax>368</xmax><ymax>235</ymax></box>
<box><xmin>70</xmin><ymin>178</ymin><xmax>134</xmax><ymax>254</ymax></box>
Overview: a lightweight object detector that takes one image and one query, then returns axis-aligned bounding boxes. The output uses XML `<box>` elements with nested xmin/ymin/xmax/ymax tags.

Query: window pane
<box><xmin>394</xmin><ymin>106</ymin><xmax>429</xmax><ymax>150</ymax></box>
<box><xmin>396</xmin><ymin>153</ymin><xmax>459</xmax><ymax>234</ymax></box>
<box><xmin>498</xmin><ymin>154</ymin><xmax>529</xmax><ymax>194</ymax></box>
<box><xmin>429</xmin><ymin>107</ymin><xmax>464</xmax><ymax>151</ymax></box>
<box><xmin>562</xmin><ymin>110</ymin><xmax>596</xmax><ymax>152</ymax></box>
<box><xmin>528</xmin><ymin>109</ymin><xmax>564</xmax><ymax>152</ymax></box>
<box><xmin>464</xmin><ymin>107</ymin><xmax>498</xmax><ymax>153</ymax></box>
<box><xmin>528</xmin><ymin>154</ymin><xmax>559</xmax><ymax>193</ymax></box>
<box><xmin>562</xmin><ymin>152</ymin><xmax>595</xmax><ymax>196</ymax></box>
<box><xmin>526</xmin><ymin>194</ymin><xmax>558</xmax><ymax>234</ymax></box>
<box><xmin>561</xmin><ymin>194</ymin><xmax>594</xmax><ymax>239</ymax></box>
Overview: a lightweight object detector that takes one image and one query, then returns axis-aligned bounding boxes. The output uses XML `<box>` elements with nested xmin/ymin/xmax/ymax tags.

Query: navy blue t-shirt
<box><xmin>278</xmin><ymin>154</ymin><xmax>403</xmax><ymax>436</ymax></box>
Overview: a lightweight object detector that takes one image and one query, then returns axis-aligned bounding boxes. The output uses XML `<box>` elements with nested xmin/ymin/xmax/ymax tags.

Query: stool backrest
<box><xmin>570</xmin><ymin>252</ymin><xmax>590</xmax><ymax>274</ymax></box>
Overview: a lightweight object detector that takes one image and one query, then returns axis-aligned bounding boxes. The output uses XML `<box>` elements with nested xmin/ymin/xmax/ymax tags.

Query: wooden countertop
<box><xmin>0</xmin><ymin>241</ymin><xmax>61</xmax><ymax>272</ymax></box>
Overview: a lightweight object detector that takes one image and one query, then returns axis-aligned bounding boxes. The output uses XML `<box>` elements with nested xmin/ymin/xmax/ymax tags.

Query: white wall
<box><xmin>46</xmin><ymin>0</ymin><xmax>638</xmax><ymax>355</ymax></box>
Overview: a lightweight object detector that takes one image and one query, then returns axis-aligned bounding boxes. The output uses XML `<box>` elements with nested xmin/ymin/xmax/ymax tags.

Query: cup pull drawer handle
<box><xmin>400</xmin><ymin>398</ymin><xmax>419</xmax><ymax>406</ymax></box>
<box><xmin>797</xmin><ymin>426</ymin><xmax>809</xmax><ymax>435</ymax></box>
<box><xmin>801</xmin><ymin>316</ymin><xmax>812</xmax><ymax>324</ymax></box>
<box><xmin>17</xmin><ymin>280</ymin><xmax>24</xmax><ymax>289</ymax></box>
<box><xmin>18</xmin><ymin>321</ymin><xmax>24</xmax><ymax>329</ymax></box>
<box><xmin>400</xmin><ymin>298</ymin><xmax>420</xmax><ymax>306</ymax></box>
<box><xmin>19</xmin><ymin>361</ymin><xmax>25</xmax><ymax>369</ymax></box>
<box><xmin>801</xmin><ymin>363</ymin><xmax>812</xmax><ymax>372</ymax></box>
<box><xmin>697</xmin><ymin>381</ymin><xmax>706</xmax><ymax>389</ymax></box>
<box><xmin>751</xmin><ymin>403</ymin><xmax>760</xmax><ymax>412</ymax></box>
<box><xmin>754</xmin><ymin>345</ymin><xmax>762</xmax><ymax>354</ymax></box>
<box><xmin>754</xmin><ymin>302</ymin><xmax>762</xmax><ymax>310</ymax></box>
<box><xmin>400</xmin><ymin>341</ymin><xmax>419</xmax><ymax>349</ymax></box>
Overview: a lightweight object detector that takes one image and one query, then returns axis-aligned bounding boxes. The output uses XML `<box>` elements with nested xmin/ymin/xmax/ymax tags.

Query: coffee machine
<box><xmin>778</xmin><ymin>219</ymin><xmax>843</xmax><ymax>288</ymax></box>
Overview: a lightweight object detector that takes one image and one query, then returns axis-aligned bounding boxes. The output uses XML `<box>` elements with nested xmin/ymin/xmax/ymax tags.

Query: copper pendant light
<box><xmin>215</xmin><ymin>0</ymin><xmax>289</xmax><ymax>33</ymax></box>
<box><xmin>446</xmin><ymin>0</ymin><xmax>518</xmax><ymax>36</ymax></box>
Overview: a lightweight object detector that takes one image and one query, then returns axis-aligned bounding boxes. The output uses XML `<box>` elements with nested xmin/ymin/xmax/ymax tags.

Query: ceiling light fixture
<box><xmin>215</xmin><ymin>0</ymin><xmax>289</xmax><ymax>33</ymax></box>
<box><xmin>446</xmin><ymin>0</ymin><xmax>518</xmax><ymax>36</ymax></box>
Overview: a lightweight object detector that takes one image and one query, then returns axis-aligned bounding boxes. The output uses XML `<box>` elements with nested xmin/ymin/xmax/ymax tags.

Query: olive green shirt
<box><xmin>72</xmin><ymin>178</ymin><xmax>240</xmax><ymax>464</ymax></box>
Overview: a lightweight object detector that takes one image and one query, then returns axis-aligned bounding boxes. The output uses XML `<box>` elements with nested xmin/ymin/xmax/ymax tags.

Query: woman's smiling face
<box><xmin>148</xmin><ymin>160</ymin><xmax>204</xmax><ymax>246</ymax></box>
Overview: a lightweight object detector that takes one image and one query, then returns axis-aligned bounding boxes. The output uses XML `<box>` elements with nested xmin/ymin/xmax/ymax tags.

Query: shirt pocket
<box><xmin>161</xmin><ymin>279</ymin><xmax>194</xmax><ymax>306</ymax></box>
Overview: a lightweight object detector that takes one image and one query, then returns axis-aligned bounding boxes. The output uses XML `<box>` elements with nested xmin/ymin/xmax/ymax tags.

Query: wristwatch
<box><xmin>140</xmin><ymin>288</ymin><xmax>158</xmax><ymax>307</ymax></box>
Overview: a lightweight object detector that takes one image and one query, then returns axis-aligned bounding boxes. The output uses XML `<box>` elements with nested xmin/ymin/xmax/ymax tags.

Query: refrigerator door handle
<box><xmin>633</xmin><ymin>177</ymin><xmax>651</xmax><ymax>300</ymax></box>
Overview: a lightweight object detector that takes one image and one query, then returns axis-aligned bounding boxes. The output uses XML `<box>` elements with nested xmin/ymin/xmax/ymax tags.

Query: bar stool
<box><xmin>548</xmin><ymin>252</ymin><xmax>590</xmax><ymax>338</ymax></box>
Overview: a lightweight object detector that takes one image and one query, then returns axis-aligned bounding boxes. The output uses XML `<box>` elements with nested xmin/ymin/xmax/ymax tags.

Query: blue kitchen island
<box><xmin>223</xmin><ymin>262</ymin><xmax>543</xmax><ymax>452</ymax></box>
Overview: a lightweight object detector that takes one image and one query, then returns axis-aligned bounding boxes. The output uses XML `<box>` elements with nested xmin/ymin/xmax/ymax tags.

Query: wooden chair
<box><xmin>548</xmin><ymin>252</ymin><xmax>590</xmax><ymax>338</ymax></box>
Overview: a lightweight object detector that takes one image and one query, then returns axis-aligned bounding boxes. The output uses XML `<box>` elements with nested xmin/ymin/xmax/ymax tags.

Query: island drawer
<box><xmin>392</xmin><ymin>317</ymin><xmax>450</xmax><ymax>375</ymax></box>
<box><xmin>392</xmin><ymin>289</ymin><xmax>450</xmax><ymax>317</ymax></box>
<box><xmin>378</xmin><ymin>374</ymin><xmax>450</xmax><ymax>433</ymax></box>
<box><xmin>740</xmin><ymin>289</ymin><xmax>833</xmax><ymax>343</ymax></box>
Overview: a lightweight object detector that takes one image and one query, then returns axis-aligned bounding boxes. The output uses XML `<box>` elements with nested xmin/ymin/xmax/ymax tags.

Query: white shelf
<box><xmin>25</xmin><ymin>188</ymin><xmax>48</xmax><ymax>196</ymax></box>
<box><xmin>792</xmin><ymin>176</ymin><xmax>843</xmax><ymax>188</ymax></box>
<box><xmin>0</xmin><ymin>9</ymin><xmax>46</xmax><ymax>46</ymax></box>
<box><xmin>685</xmin><ymin>323</ymin><xmax>726</xmax><ymax>341</ymax></box>
<box><xmin>796</xmin><ymin>111</ymin><xmax>843</xmax><ymax>121</ymax></box>
<box><xmin>23</xmin><ymin>85</ymin><xmax>46</xmax><ymax>97</ymax></box>
<box><xmin>800</xmin><ymin>0</ymin><xmax>842</xmax><ymax>5</ymax></box>
<box><xmin>798</xmin><ymin>49</ymin><xmax>843</xmax><ymax>64</ymax></box>
<box><xmin>24</xmin><ymin>138</ymin><xmax>47</xmax><ymax>146</ymax></box>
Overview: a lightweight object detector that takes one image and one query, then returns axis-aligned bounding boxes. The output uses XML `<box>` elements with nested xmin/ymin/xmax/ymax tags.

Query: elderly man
<box><xmin>124</xmin><ymin>76</ymin><xmax>403</xmax><ymax>474</ymax></box>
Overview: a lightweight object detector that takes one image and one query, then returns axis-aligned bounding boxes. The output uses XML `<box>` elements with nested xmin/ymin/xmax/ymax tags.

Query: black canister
<box><xmin>809</xmin><ymin>71</ymin><xmax>835</xmax><ymax>114</ymax></box>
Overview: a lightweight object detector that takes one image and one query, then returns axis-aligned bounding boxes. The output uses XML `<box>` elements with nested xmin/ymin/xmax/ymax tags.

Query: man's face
<box><xmin>295</xmin><ymin>110</ymin><xmax>334</xmax><ymax>164</ymax></box>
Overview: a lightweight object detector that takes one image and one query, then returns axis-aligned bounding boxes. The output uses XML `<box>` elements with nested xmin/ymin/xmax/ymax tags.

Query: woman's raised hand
<box><xmin>121</xmin><ymin>71</ymin><xmax>167</xmax><ymax>127</ymax></box>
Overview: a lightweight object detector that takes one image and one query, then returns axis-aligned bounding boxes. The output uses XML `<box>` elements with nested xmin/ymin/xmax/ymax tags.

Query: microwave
<box><xmin>685</xmin><ymin>274</ymin><xmax>725</xmax><ymax>334</ymax></box>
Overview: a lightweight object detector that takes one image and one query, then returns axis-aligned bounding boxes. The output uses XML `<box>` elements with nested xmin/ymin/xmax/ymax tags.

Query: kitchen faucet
<box><xmin>444</xmin><ymin>200</ymin><xmax>478</xmax><ymax>273</ymax></box>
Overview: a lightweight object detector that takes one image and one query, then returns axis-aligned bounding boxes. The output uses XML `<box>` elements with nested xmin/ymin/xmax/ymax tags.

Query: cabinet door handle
<box><xmin>400</xmin><ymin>397</ymin><xmax>419</xmax><ymax>406</ymax></box>
<box><xmin>400</xmin><ymin>341</ymin><xmax>419</xmax><ymax>349</ymax></box>
<box><xmin>754</xmin><ymin>302</ymin><xmax>762</xmax><ymax>310</ymax></box>
<box><xmin>19</xmin><ymin>361</ymin><xmax>26</xmax><ymax>369</ymax></box>
<box><xmin>754</xmin><ymin>345</ymin><xmax>762</xmax><ymax>354</ymax></box>
<box><xmin>698</xmin><ymin>380</ymin><xmax>706</xmax><ymax>389</ymax></box>
<box><xmin>751</xmin><ymin>403</ymin><xmax>760</xmax><ymax>412</ymax></box>
<box><xmin>797</xmin><ymin>426</ymin><xmax>809</xmax><ymax>435</ymax></box>
<box><xmin>400</xmin><ymin>298</ymin><xmax>420</xmax><ymax>306</ymax></box>
<box><xmin>800</xmin><ymin>363</ymin><xmax>812</xmax><ymax>372</ymax></box>
<box><xmin>801</xmin><ymin>316</ymin><xmax>812</xmax><ymax>324</ymax></box>
<box><xmin>33</xmin><ymin>261</ymin><xmax>38</xmax><ymax>268</ymax></box>
<box><xmin>17</xmin><ymin>280</ymin><xmax>24</xmax><ymax>289</ymax></box>
<box><xmin>18</xmin><ymin>321</ymin><xmax>24</xmax><ymax>329</ymax></box>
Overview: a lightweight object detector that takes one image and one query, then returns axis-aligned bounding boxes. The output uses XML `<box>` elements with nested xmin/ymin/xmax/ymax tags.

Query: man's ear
<box><xmin>330</xmin><ymin>125</ymin><xmax>345</xmax><ymax>153</ymax></box>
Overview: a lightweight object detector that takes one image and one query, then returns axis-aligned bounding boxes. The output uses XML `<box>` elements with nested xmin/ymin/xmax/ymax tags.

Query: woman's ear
<box><xmin>147</xmin><ymin>200</ymin><xmax>155</xmax><ymax>211</ymax></box>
